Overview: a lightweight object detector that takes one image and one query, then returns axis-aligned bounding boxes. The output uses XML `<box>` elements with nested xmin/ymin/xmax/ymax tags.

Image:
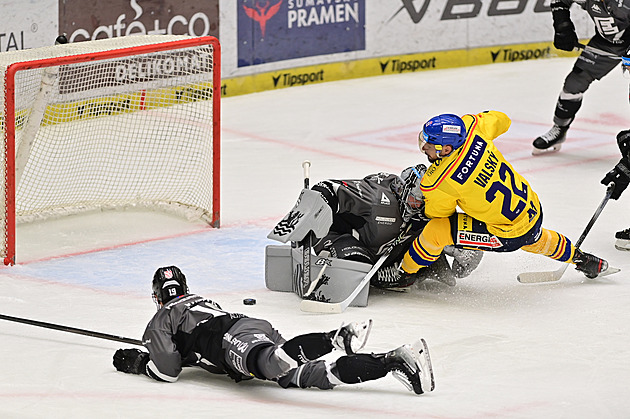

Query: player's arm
<box><xmin>421</xmin><ymin>187</ymin><xmax>458</xmax><ymax>220</ymax></box>
<box><xmin>113</xmin><ymin>325</ymin><xmax>183</xmax><ymax>382</ymax></box>
<box><xmin>466</xmin><ymin>111</ymin><xmax>511</xmax><ymax>142</ymax></box>
<box><xmin>601</xmin><ymin>130</ymin><xmax>630</xmax><ymax>199</ymax></box>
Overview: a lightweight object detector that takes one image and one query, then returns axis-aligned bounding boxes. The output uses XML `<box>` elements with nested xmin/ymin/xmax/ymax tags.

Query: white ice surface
<box><xmin>1</xmin><ymin>57</ymin><xmax>630</xmax><ymax>418</ymax></box>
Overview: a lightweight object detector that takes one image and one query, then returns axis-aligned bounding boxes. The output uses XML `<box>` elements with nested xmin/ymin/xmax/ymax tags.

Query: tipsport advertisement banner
<box><xmin>237</xmin><ymin>0</ymin><xmax>366</xmax><ymax>67</ymax></box>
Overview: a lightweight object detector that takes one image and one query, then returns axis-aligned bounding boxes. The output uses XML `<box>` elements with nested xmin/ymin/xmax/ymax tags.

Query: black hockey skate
<box><xmin>382</xmin><ymin>339</ymin><xmax>435</xmax><ymax>395</ymax></box>
<box><xmin>532</xmin><ymin>125</ymin><xmax>569</xmax><ymax>155</ymax></box>
<box><xmin>330</xmin><ymin>319</ymin><xmax>372</xmax><ymax>355</ymax></box>
<box><xmin>371</xmin><ymin>265</ymin><xmax>419</xmax><ymax>291</ymax></box>
<box><xmin>615</xmin><ymin>228</ymin><xmax>630</xmax><ymax>251</ymax></box>
<box><xmin>573</xmin><ymin>250</ymin><xmax>609</xmax><ymax>279</ymax></box>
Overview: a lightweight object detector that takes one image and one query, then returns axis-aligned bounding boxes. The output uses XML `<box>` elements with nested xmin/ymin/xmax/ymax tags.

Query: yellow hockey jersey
<box><xmin>420</xmin><ymin>111</ymin><xmax>541</xmax><ymax>239</ymax></box>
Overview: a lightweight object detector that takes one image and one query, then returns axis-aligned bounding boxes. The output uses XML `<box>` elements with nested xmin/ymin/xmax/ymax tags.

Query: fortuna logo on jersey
<box><xmin>457</xmin><ymin>232</ymin><xmax>503</xmax><ymax>249</ymax></box>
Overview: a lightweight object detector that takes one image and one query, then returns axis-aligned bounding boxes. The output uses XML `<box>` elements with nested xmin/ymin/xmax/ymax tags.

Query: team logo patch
<box><xmin>164</xmin><ymin>269</ymin><xmax>173</xmax><ymax>279</ymax></box>
<box><xmin>451</xmin><ymin>135</ymin><xmax>486</xmax><ymax>185</ymax></box>
<box><xmin>456</xmin><ymin>231</ymin><xmax>503</xmax><ymax>249</ymax></box>
<box><xmin>442</xmin><ymin>124</ymin><xmax>461</xmax><ymax>134</ymax></box>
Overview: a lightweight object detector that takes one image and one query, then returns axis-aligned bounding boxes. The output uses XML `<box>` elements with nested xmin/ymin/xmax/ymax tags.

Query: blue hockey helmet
<box><xmin>419</xmin><ymin>114</ymin><xmax>467</xmax><ymax>155</ymax></box>
<box><xmin>152</xmin><ymin>266</ymin><xmax>189</xmax><ymax>307</ymax></box>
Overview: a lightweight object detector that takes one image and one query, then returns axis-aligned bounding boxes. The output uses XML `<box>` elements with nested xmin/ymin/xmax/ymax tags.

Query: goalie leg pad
<box><xmin>264</xmin><ymin>245</ymin><xmax>371</xmax><ymax>307</ymax></box>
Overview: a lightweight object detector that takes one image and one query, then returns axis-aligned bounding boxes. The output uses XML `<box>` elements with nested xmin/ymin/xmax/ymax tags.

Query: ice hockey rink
<box><xmin>2</xmin><ymin>56</ymin><xmax>630</xmax><ymax>418</ymax></box>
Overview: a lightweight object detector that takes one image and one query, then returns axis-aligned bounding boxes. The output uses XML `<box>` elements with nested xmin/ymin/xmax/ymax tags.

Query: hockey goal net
<box><xmin>0</xmin><ymin>35</ymin><xmax>220</xmax><ymax>265</ymax></box>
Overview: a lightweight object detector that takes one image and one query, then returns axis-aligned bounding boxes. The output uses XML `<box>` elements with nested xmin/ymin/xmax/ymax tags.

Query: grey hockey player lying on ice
<box><xmin>269</xmin><ymin>165</ymin><xmax>483</xmax><ymax>291</ymax></box>
<box><xmin>113</xmin><ymin>266</ymin><xmax>435</xmax><ymax>394</ymax></box>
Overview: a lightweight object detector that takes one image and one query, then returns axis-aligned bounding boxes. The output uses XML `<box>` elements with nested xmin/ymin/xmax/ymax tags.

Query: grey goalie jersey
<box><xmin>311</xmin><ymin>173</ymin><xmax>406</xmax><ymax>259</ymax></box>
<box><xmin>142</xmin><ymin>294</ymin><xmax>245</xmax><ymax>382</ymax></box>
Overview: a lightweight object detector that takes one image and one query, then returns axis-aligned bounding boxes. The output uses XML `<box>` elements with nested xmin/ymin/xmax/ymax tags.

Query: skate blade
<box><xmin>410</xmin><ymin>338</ymin><xmax>435</xmax><ymax>392</ymax></box>
<box><xmin>615</xmin><ymin>239</ymin><xmax>630</xmax><ymax>251</ymax></box>
<box><xmin>532</xmin><ymin>143</ymin><xmax>563</xmax><ymax>155</ymax></box>
<box><xmin>596</xmin><ymin>266</ymin><xmax>621</xmax><ymax>278</ymax></box>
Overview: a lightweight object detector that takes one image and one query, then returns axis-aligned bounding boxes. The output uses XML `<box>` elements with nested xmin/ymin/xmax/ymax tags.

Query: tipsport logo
<box><xmin>490</xmin><ymin>46</ymin><xmax>551</xmax><ymax>63</ymax></box>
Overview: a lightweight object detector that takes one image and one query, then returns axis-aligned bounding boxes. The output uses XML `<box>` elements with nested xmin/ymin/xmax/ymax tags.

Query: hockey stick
<box><xmin>576</xmin><ymin>43</ymin><xmax>621</xmax><ymax>60</ymax></box>
<box><xmin>300</xmin><ymin>250</ymin><xmax>390</xmax><ymax>313</ymax></box>
<box><xmin>0</xmin><ymin>313</ymin><xmax>143</xmax><ymax>346</ymax></box>
<box><xmin>300</xmin><ymin>160</ymin><xmax>312</xmax><ymax>297</ymax></box>
<box><xmin>517</xmin><ymin>183</ymin><xmax>615</xmax><ymax>283</ymax></box>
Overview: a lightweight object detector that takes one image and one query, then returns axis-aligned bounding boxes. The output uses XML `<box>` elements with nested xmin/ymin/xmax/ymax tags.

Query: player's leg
<box><xmin>615</xmin><ymin>227</ymin><xmax>630</xmax><ymax>251</ymax></box>
<box><xmin>225</xmin><ymin>318</ymin><xmax>371</xmax><ymax>380</ymax></box>
<box><xmin>520</xmin><ymin>227</ymin><xmax>609</xmax><ymax>278</ymax></box>
<box><xmin>277</xmin><ymin>340</ymin><xmax>434</xmax><ymax>395</ymax></box>
<box><xmin>533</xmin><ymin>35</ymin><xmax>626</xmax><ymax>153</ymax></box>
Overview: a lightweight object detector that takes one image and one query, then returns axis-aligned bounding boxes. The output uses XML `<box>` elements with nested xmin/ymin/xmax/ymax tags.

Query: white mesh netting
<box><xmin>0</xmin><ymin>35</ymin><xmax>219</xmax><ymax>263</ymax></box>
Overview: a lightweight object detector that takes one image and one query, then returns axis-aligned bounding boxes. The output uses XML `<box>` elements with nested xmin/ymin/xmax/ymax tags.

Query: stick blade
<box><xmin>299</xmin><ymin>299</ymin><xmax>344</xmax><ymax>314</ymax></box>
<box><xmin>517</xmin><ymin>266</ymin><xmax>567</xmax><ymax>283</ymax></box>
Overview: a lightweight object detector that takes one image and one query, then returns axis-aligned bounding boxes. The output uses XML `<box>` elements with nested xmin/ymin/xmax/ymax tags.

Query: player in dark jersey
<box><xmin>112</xmin><ymin>266</ymin><xmax>435</xmax><ymax>394</ymax></box>
<box><xmin>533</xmin><ymin>0</ymin><xmax>630</xmax><ymax>154</ymax></box>
<box><xmin>309</xmin><ymin>167</ymin><xmax>483</xmax><ymax>289</ymax></box>
<box><xmin>601</xmin><ymin>129</ymin><xmax>630</xmax><ymax>250</ymax></box>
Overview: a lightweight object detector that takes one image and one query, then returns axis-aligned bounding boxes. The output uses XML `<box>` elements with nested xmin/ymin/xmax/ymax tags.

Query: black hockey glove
<box><xmin>553</xmin><ymin>21</ymin><xmax>578</xmax><ymax>51</ymax></box>
<box><xmin>113</xmin><ymin>348</ymin><xmax>150</xmax><ymax>375</ymax></box>
<box><xmin>617</xmin><ymin>129</ymin><xmax>630</xmax><ymax>159</ymax></box>
<box><xmin>601</xmin><ymin>158</ymin><xmax>630</xmax><ymax>200</ymax></box>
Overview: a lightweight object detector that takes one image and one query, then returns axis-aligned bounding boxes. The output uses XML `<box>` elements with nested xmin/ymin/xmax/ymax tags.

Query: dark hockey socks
<box><xmin>280</xmin><ymin>333</ymin><xmax>334</xmax><ymax>364</ymax></box>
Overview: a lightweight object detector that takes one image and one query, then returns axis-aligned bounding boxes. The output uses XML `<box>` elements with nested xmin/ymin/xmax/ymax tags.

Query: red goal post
<box><xmin>0</xmin><ymin>35</ymin><xmax>221</xmax><ymax>265</ymax></box>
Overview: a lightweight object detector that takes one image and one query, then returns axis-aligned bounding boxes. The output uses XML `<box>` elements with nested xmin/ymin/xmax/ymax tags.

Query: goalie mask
<box><xmin>392</xmin><ymin>164</ymin><xmax>427</xmax><ymax>222</ymax></box>
<box><xmin>152</xmin><ymin>266</ymin><xmax>189</xmax><ymax>307</ymax></box>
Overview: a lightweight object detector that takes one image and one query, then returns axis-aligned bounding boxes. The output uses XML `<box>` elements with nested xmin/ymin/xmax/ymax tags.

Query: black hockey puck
<box><xmin>243</xmin><ymin>298</ymin><xmax>256</xmax><ymax>305</ymax></box>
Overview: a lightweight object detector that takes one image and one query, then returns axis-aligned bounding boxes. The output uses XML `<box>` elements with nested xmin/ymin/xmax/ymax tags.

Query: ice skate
<box><xmin>615</xmin><ymin>228</ymin><xmax>630</xmax><ymax>251</ymax></box>
<box><xmin>330</xmin><ymin>319</ymin><xmax>372</xmax><ymax>355</ymax></box>
<box><xmin>415</xmin><ymin>254</ymin><xmax>457</xmax><ymax>286</ymax></box>
<box><xmin>573</xmin><ymin>250</ymin><xmax>619</xmax><ymax>279</ymax></box>
<box><xmin>371</xmin><ymin>265</ymin><xmax>419</xmax><ymax>291</ymax></box>
<box><xmin>444</xmin><ymin>247</ymin><xmax>484</xmax><ymax>279</ymax></box>
<box><xmin>382</xmin><ymin>338</ymin><xmax>434</xmax><ymax>395</ymax></box>
<box><xmin>532</xmin><ymin>125</ymin><xmax>569</xmax><ymax>155</ymax></box>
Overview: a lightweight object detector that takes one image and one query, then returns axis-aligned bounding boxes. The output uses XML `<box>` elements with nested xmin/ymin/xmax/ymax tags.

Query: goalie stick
<box><xmin>517</xmin><ymin>183</ymin><xmax>618</xmax><ymax>283</ymax></box>
<box><xmin>300</xmin><ymin>160</ymin><xmax>313</xmax><ymax>297</ymax></box>
<box><xmin>0</xmin><ymin>313</ymin><xmax>142</xmax><ymax>346</ymax></box>
<box><xmin>300</xmin><ymin>250</ymin><xmax>390</xmax><ymax>313</ymax></box>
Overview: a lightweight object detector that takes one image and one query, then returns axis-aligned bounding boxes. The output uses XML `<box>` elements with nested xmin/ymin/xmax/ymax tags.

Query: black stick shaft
<box><xmin>574</xmin><ymin>183</ymin><xmax>615</xmax><ymax>249</ymax></box>
<box><xmin>301</xmin><ymin>160</ymin><xmax>312</xmax><ymax>297</ymax></box>
<box><xmin>0</xmin><ymin>313</ymin><xmax>143</xmax><ymax>346</ymax></box>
